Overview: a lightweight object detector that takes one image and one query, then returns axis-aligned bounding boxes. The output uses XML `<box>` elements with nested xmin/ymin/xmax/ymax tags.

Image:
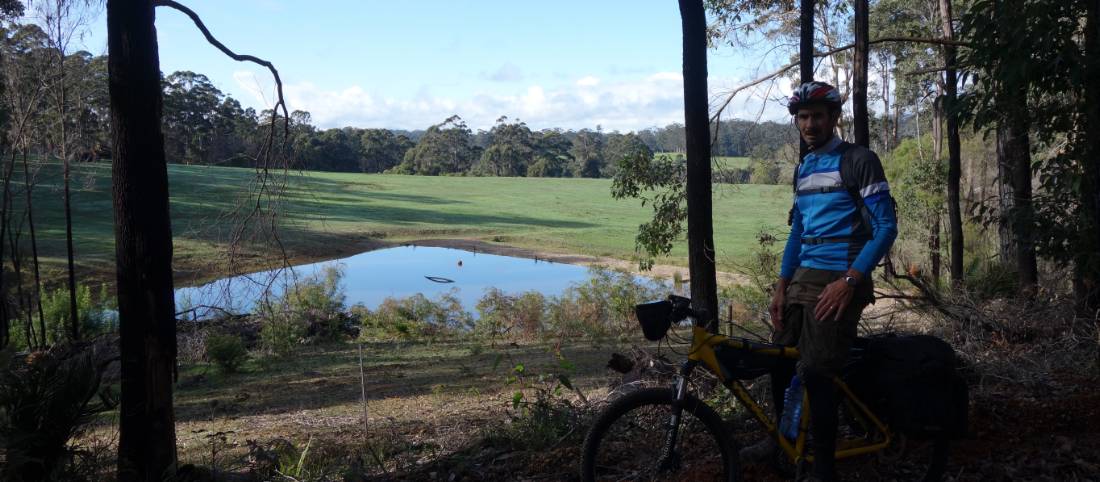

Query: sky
<box><xmin>62</xmin><ymin>0</ymin><xmax>794</xmax><ymax>132</ymax></box>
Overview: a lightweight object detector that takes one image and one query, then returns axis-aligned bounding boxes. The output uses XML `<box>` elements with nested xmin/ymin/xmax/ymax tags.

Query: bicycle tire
<box><xmin>581</xmin><ymin>387</ymin><xmax>739</xmax><ymax>482</ymax></box>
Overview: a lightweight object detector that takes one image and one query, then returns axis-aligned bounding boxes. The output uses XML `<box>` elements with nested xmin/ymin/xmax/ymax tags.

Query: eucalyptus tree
<box><xmin>162</xmin><ymin>70</ymin><xmax>222</xmax><ymax>164</ymax></box>
<box><xmin>33</xmin><ymin>0</ymin><xmax>99</xmax><ymax>340</ymax></box>
<box><xmin>961</xmin><ymin>0</ymin><xmax>1098</xmax><ymax>305</ymax></box>
<box><xmin>108</xmin><ymin>0</ymin><xmax>178</xmax><ymax>477</ymax></box>
<box><xmin>359</xmin><ymin>128</ymin><xmax>411</xmax><ymax>173</ymax></box>
<box><xmin>569</xmin><ymin>128</ymin><xmax>604</xmax><ymax>178</ymax></box>
<box><xmin>400</xmin><ymin>115</ymin><xmax>478</xmax><ymax>175</ymax></box>
<box><xmin>528</xmin><ymin>129</ymin><xmax>572</xmax><ymax>177</ymax></box>
<box><xmin>476</xmin><ymin>116</ymin><xmax>534</xmax><ymax>177</ymax></box>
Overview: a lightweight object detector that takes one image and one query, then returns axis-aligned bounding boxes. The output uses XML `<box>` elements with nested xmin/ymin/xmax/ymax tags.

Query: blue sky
<box><xmin>67</xmin><ymin>0</ymin><xmax>792</xmax><ymax>131</ymax></box>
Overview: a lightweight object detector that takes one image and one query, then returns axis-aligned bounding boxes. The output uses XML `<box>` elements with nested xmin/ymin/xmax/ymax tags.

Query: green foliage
<box><xmin>398</xmin><ymin>115</ymin><xmax>480</xmax><ymax>175</ymax></box>
<box><xmin>9</xmin><ymin>283</ymin><xmax>116</xmax><ymax>350</ymax></box>
<box><xmin>357</xmin><ymin>289</ymin><xmax>474</xmax><ymax>341</ymax></box>
<box><xmin>959</xmin><ymin>0</ymin><xmax>1098</xmax><ymax>275</ymax></box>
<box><xmin>611</xmin><ymin>148</ymin><xmax>686</xmax><ymax>262</ymax></box>
<box><xmin>41</xmin><ymin>284</ymin><xmax>116</xmax><ymax>345</ymax></box>
<box><xmin>205</xmin><ymin>333</ymin><xmax>248</xmax><ymax>373</ymax></box>
<box><xmin>258</xmin><ymin>266</ymin><xmax>348</xmax><ymax>355</ymax></box>
<box><xmin>494</xmin><ymin>354</ymin><xmax>583</xmax><ymax>451</ymax></box>
<box><xmin>475</xmin><ymin>289</ymin><xmax>547</xmax><ymax>339</ymax></box>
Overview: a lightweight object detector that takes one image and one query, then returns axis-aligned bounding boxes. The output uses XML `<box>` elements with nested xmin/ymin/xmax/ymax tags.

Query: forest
<box><xmin>0</xmin><ymin>0</ymin><xmax>1098</xmax><ymax>481</ymax></box>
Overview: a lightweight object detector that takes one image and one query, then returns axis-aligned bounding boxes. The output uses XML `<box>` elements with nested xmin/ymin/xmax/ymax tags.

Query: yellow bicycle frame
<box><xmin>684</xmin><ymin>325</ymin><xmax>892</xmax><ymax>465</ymax></box>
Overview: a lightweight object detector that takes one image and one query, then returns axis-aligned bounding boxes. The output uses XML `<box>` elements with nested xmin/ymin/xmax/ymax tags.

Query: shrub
<box><xmin>206</xmin><ymin>333</ymin><xmax>248</xmax><ymax>373</ymax></box>
<box><xmin>0</xmin><ymin>343</ymin><xmax>116</xmax><ymax>481</ymax></box>
<box><xmin>9</xmin><ymin>284</ymin><xmax>117</xmax><ymax>349</ymax></box>
<box><xmin>358</xmin><ymin>289</ymin><xmax>473</xmax><ymax>341</ymax></box>
<box><xmin>257</xmin><ymin>266</ymin><xmax>348</xmax><ymax>355</ymax></box>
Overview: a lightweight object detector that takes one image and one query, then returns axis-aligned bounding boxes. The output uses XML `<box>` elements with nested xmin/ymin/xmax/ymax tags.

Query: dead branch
<box><xmin>711</xmin><ymin>36</ymin><xmax>972</xmax><ymax>123</ymax></box>
<box><xmin>153</xmin><ymin>0</ymin><xmax>288</xmax><ymax>137</ymax></box>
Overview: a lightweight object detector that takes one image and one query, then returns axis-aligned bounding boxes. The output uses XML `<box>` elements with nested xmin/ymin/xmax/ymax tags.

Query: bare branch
<box><xmin>153</xmin><ymin>0</ymin><xmax>288</xmax><ymax>137</ymax></box>
<box><xmin>711</xmin><ymin>36</ymin><xmax>972</xmax><ymax>123</ymax></box>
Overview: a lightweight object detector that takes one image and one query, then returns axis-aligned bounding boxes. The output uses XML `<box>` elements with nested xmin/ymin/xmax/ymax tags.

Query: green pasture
<box><xmin>656</xmin><ymin>152</ymin><xmax>753</xmax><ymax>170</ymax></box>
<box><xmin>9</xmin><ymin>160</ymin><xmax>790</xmax><ymax>283</ymax></box>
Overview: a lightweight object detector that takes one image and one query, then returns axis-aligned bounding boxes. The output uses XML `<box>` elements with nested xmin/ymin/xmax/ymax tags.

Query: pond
<box><xmin>175</xmin><ymin>246</ymin><xmax>615</xmax><ymax>318</ymax></box>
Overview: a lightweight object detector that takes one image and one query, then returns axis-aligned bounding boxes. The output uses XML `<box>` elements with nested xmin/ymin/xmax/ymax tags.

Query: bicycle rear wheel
<box><xmin>581</xmin><ymin>387</ymin><xmax>739</xmax><ymax>481</ymax></box>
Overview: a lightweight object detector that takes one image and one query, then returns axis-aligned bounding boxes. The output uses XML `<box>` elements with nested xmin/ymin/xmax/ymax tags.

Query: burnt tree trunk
<box><xmin>940</xmin><ymin>0</ymin><xmax>964</xmax><ymax>285</ymax></box>
<box><xmin>852</xmin><ymin>0</ymin><xmax>870</xmax><ymax>147</ymax></box>
<box><xmin>109</xmin><ymin>0</ymin><xmax>179</xmax><ymax>479</ymax></box>
<box><xmin>679</xmin><ymin>0</ymin><xmax>718</xmax><ymax>327</ymax></box>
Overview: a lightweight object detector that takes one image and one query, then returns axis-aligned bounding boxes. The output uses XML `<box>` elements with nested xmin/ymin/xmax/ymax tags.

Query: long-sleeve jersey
<box><xmin>779</xmin><ymin>136</ymin><xmax>898</xmax><ymax>279</ymax></box>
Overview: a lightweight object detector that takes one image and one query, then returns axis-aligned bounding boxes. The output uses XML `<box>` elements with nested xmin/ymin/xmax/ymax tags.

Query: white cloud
<box><xmin>576</xmin><ymin>76</ymin><xmax>600</xmax><ymax>87</ymax></box>
<box><xmin>233</xmin><ymin>69</ymin><xmax>790</xmax><ymax>132</ymax></box>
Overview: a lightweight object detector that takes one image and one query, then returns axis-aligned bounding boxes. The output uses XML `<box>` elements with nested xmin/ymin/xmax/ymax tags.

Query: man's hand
<box><xmin>769</xmin><ymin>278</ymin><xmax>790</xmax><ymax>331</ymax></box>
<box><xmin>814</xmin><ymin>269</ymin><xmax>861</xmax><ymax>321</ymax></box>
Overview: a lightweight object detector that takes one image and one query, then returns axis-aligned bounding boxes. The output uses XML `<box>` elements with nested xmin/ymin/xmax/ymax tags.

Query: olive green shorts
<box><xmin>773</xmin><ymin>267</ymin><xmax>874</xmax><ymax>376</ymax></box>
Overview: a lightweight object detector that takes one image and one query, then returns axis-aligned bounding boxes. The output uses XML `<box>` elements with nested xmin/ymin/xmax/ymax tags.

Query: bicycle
<box><xmin>580</xmin><ymin>295</ymin><xmax>954</xmax><ymax>481</ymax></box>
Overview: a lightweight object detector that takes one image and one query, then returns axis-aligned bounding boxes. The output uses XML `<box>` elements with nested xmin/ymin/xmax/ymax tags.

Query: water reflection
<box><xmin>175</xmin><ymin>246</ymin><xmax>597</xmax><ymax>318</ymax></box>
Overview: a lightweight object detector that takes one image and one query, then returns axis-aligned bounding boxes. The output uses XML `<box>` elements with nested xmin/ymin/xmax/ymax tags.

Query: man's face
<box><xmin>795</xmin><ymin>103</ymin><xmax>839</xmax><ymax>148</ymax></box>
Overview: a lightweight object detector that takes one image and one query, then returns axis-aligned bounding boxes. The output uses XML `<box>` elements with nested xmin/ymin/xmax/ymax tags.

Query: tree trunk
<box><xmin>0</xmin><ymin>148</ymin><xmax>14</xmax><ymax>348</ymax></box>
<box><xmin>109</xmin><ymin>0</ymin><xmax>179</xmax><ymax>479</ymax></box>
<box><xmin>679</xmin><ymin>0</ymin><xmax>719</xmax><ymax>328</ymax></box>
<box><xmin>51</xmin><ymin>14</ymin><xmax>80</xmax><ymax>341</ymax></box>
<box><xmin>799</xmin><ymin>0</ymin><xmax>815</xmax><ymax>158</ymax></box>
<box><xmin>995</xmin><ymin>128</ymin><xmax>1017</xmax><ymax>266</ymax></box>
<box><xmin>852</xmin><ymin>0</ymin><xmax>870</xmax><ymax>147</ymax></box>
<box><xmin>1000</xmin><ymin>113</ymin><xmax>1037</xmax><ymax>290</ymax></box>
<box><xmin>940</xmin><ymin>0</ymin><xmax>964</xmax><ymax>285</ymax></box>
<box><xmin>881</xmin><ymin>55</ymin><xmax>891</xmax><ymax>152</ymax></box>
<box><xmin>930</xmin><ymin>212</ymin><xmax>942</xmax><ymax>282</ymax></box>
<box><xmin>1079</xmin><ymin>0</ymin><xmax>1100</xmax><ymax>315</ymax></box>
<box><xmin>21</xmin><ymin>148</ymin><xmax>47</xmax><ymax>342</ymax></box>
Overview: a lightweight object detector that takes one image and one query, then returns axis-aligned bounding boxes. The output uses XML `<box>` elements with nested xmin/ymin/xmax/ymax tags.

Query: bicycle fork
<box><xmin>657</xmin><ymin>360</ymin><xmax>698</xmax><ymax>472</ymax></box>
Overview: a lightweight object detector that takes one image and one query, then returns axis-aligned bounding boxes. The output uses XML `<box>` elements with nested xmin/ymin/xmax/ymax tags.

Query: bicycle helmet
<box><xmin>787</xmin><ymin>81</ymin><xmax>843</xmax><ymax>115</ymax></box>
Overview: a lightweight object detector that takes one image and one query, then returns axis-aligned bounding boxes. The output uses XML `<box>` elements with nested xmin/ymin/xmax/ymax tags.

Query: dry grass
<box><xmin>82</xmin><ymin>338</ymin><xmax>628</xmax><ymax>477</ymax></box>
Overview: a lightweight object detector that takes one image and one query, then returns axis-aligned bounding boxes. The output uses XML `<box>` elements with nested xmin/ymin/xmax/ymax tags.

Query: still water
<box><xmin>175</xmin><ymin>246</ymin><xmax>597</xmax><ymax>318</ymax></box>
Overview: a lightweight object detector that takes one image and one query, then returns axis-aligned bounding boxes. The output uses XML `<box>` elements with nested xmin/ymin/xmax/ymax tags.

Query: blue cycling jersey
<box><xmin>779</xmin><ymin>137</ymin><xmax>898</xmax><ymax>279</ymax></box>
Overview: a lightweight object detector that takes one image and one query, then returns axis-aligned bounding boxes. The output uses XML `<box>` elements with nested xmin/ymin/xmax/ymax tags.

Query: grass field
<box><xmin>656</xmin><ymin>152</ymin><xmax>753</xmax><ymax>170</ymax></box>
<box><xmin>10</xmin><ymin>160</ymin><xmax>790</xmax><ymax>285</ymax></box>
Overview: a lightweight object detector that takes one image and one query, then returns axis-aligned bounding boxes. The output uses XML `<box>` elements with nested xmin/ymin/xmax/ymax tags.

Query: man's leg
<box><xmin>740</xmin><ymin>282</ymin><xmax>803</xmax><ymax>463</ymax></box>
<box><xmin>797</xmin><ymin>272</ymin><xmax>869</xmax><ymax>481</ymax></box>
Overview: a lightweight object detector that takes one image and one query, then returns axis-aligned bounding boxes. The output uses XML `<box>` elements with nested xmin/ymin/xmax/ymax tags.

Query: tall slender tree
<box><xmin>852</xmin><ymin>0</ymin><xmax>869</xmax><ymax>147</ymax></box>
<box><xmin>939</xmin><ymin>0</ymin><xmax>964</xmax><ymax>285</ymax></box>
<box><xmin>108</xmin><ymin>0</ymin><xmax>178</xmax><ymax>478</ymax></box>
<box><xmin>679</xmin><ymin>0</ymin><xmax>718</xmax><ymax>326</ymax></box>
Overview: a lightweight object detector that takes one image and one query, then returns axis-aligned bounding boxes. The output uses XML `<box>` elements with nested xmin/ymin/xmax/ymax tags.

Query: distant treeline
<box><xmin>1</xmin><ymin>22</ymin><xmax>795</xmax><ymax>177</ymax></box>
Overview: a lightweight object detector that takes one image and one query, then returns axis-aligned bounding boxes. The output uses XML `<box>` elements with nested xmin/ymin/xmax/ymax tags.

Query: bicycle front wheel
<box><xmin>581</xmin><ymin>387</ymin><xmax>739</xmax><ymax>482</ymax></box>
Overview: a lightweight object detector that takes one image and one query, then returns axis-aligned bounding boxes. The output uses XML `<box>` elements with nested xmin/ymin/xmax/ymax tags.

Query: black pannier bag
<box><xmin>845</xmin><ymin>334</ymin><xmax>969</xmax><ymax>439</ymax></box>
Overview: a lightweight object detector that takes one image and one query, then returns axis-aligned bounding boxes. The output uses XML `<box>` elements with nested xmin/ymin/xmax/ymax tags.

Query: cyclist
<box><xmin>740</xmin><ymin>81</ymin><xmax>898</xmax><ymax>482</ymax></box>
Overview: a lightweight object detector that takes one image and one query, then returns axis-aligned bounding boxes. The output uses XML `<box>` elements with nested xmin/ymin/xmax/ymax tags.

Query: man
<box><xmin>741</xmin><ymin>81</ymin><xmax>898</xmax><ymax>481</ymax></box>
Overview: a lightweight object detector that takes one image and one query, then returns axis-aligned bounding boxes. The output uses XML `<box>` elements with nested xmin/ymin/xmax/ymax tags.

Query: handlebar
<box><xmin>636</xmin><ymin>295</ymin><xmax>717</xmax><ymax>341</ymax></box>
